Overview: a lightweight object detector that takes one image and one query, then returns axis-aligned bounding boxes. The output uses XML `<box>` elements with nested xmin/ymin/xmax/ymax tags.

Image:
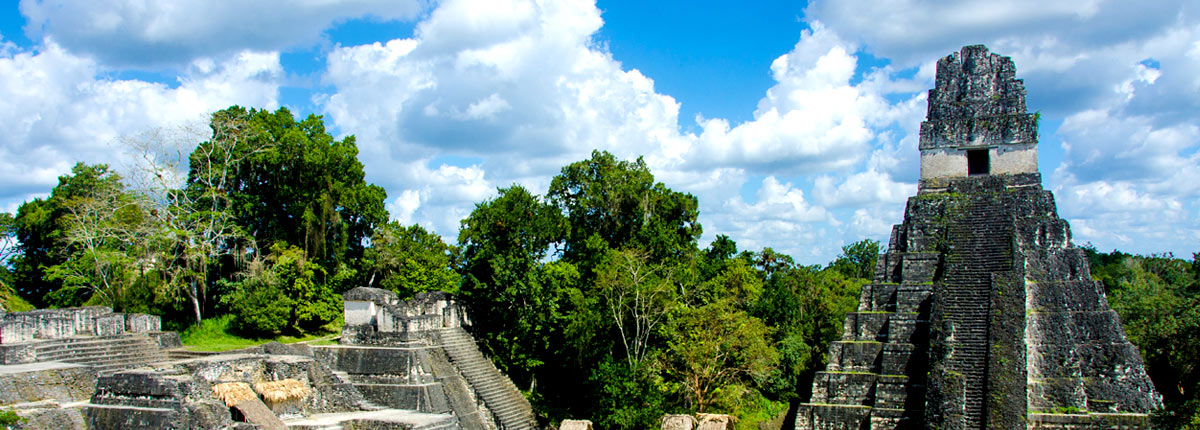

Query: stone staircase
<box><xmin>936</xmin><ymin>195</ymin><xmax>1013</xmax><ymax>429</ymax></box>
<box><xmin>435</xmin><ymin>327</ymin><xmax>536</xmax><ymax>430</ymax></box>
<box><xmin>33</xmin><ymin>333</ymin><xmax>170</xmax><ymax>376</ymax></box>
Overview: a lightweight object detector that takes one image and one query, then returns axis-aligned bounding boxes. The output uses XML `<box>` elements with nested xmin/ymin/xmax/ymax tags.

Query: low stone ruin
<box><xmin>0</xmin><ymin>289</ymin><xmax>535</xmax><ymax>430</ymax></box>
<box><xmin>658</xmin><ymin>413</ymin><xmax>735</xmax><ymax>430</ymax></box>
<box><xmin>327</xmin><ymin>287</ymin><xmax>537</xmax><ymax>429</ymax></box>
<box><xmin>340</xmin><ymin>287</ymin><xmax>469</xmax><ymax>344</ymax></box>
<box><xmin>559</xmin><ymin>419</ymin><xmax>594</xmax><ymax>430</ymax></box>
<box><xmin>0</xmin><ymin>306</ymin><xmax>162</xmax><ymax>344</ymax></box>
<box><xmin>0</xmin><ymin>307</ymin><xmax>177</xmax><ymax>372</ymax></box>
<box><xmin>0</xmin><ymin>307</ymin><xmax>182</xmax><ymax>429</ymax></box>
<box><xmin>661</xmin><ymin>414</ymin><xmax>698</xmax><ymax>430</ymax></box>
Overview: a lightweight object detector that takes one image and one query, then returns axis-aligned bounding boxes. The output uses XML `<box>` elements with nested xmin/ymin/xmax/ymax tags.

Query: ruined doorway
<box><xmin>967</xmin><ymin>149</ymin><xmax>989</xmax><ymax>176</ymax></box>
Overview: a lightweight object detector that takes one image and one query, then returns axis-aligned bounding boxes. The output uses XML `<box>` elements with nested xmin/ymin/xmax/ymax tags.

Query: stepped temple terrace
<box><xmin>0</xmin><ymin>291</ymin><xmax>535</xmax><ymax>429</ymax></box>
<box><xmin>794</xmin><ymin>45</ymin><xmax>1161</xmax><ymax>429</ymax></box>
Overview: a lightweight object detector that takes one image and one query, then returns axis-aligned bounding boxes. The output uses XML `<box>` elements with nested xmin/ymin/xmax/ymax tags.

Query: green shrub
<box><xmin>228</xmin><ymin>278</ymin><xmax>294</xmax><ymax>336</ymax></box>
<box><xmin>0</xmin><ymin>408</ymin><xmax>25</xmax><ymax>428</ymax></box>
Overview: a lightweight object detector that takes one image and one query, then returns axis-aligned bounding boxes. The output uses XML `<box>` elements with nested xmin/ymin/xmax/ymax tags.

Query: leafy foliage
<box><xmin>42</xmin><ymin>164</ymin><xmax>157</xmax><ymax>310</ymax></box>
<box><xmin>10</xmin><ymin>163</ymin><xmax>129</xmax><ymax>307</ymax></box>
<box><xmin>366</xmin><ymin>222</ymin><xmax>458</xmax><ymax>297</ymax></box>
<box><xmin>0</xmin><ymin>408</ymin><xmax>26</xmax><ymax>427</ymax></box>
<box><xmin>828</xmin><ymin>239</ymin><xmax>879</xmax><ymax>280</ymax></box>
<box><xmin>458</xmin><ymin>185</ymin><xmax>570</xmax><ymax>382</ymax></box>
<box><xmin>1086</xmin><ymin>248</ymin><xmax>1200</xmax><ymax>428</ymax></box>
<box><xmin>224</xmin><ymin>244</ymin><xmax>343</xmax><ymax>336</ymax></box>
<box><xmin>753</xmin><ymin>255</ymin><xmax>863</xmax><ymax>401</ymax></box>
<box><xmin>457</xmin><ymin>151</ymin><xmax>829</xmax><ymax>429</ymax></box>
<box><xmin>125</xmin><ymin>115</ymin><xmax>264</xmax><ymax>324</ymax></box>
<box><xmin>214</xmin><ymin>106</ymin><xmax>387</xmax><ymax>271</ymax></box>
<box><xmin>548</xmin><ymin>150</ymin><xmax>701</xmax><ymax>264</ymax></box>
<box><xmin>664</xmin><ymin>298</ymin><xmax>778</xmax><ymax>412</ymax></box>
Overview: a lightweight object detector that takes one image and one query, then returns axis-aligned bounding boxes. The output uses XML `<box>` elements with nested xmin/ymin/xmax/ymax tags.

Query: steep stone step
<box><xmin>435</xmin><ymin>328</ymin><xmax>536</xmax><ymax>430</ymax></box>
<box><xmin>32</xmin><ymin>334</ymin><xmax>170</xmax><ymax>376</ymax></box>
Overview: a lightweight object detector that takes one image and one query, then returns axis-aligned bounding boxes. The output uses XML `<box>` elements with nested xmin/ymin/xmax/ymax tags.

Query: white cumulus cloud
<box><xmin>18</xmin><ymin>0</ymin><xmax>423</xmax><ymax>68</ymax></box>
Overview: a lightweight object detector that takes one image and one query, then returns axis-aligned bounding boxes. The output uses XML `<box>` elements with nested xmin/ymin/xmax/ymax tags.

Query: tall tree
<box><xmin>44</xmin><ymin>166</ymin><xmax>153</xmax><ymax>309</ymax></box>
<box><xmin>365</xmin><ymin>221</ymin><xmax>458</xmax><ymax>297</ymax></box>
<box><xmin>0</xmin><ymin>212</ymin><xmax>34</xmax><ymax>312</ymax></box>
<box><xmin>664</xmin><ymin>298</ymin><xmax>778</xmax><ymax>412</ymax></box>
<box><xmin>125</xmin><ymin>113</ymin><xmax>265</xmax><ymax>323</ymax></box>
<box><xmin>752</xmin><ymin>259</ymin><xmax>863</xmax><ymax>401</ymax></box>
<box><xmin>11</xmin><ymin>163</ymin><xmax>130</xmax><ymax>306</ymax></box>
<box><xmin>0</xmin><ymin>213</ymin><xmax>16</xmax><ymax>264</ymax></box>
<box><xmin>547</xmin><ymin>150</ymin><xmax>701</xmax><ymax>264</ymax></box>
<box><xmin>828</xmin><ymin>239</ymin><xmax>880</xmax><ymax>280</ymax></box>
<box><xmin>215</xmin><ymin>106</ymin><xmax>387</xmax><ymax>271</ymax></box>
<box><xmin>458</xmin><ymin>185</ymin><xmax>569</xmax><ymax>381</ymax></box>
<box><xmin>595</xmin><ymin>248</ymin><xmax>679</xmax><ymax>371</ymax></box>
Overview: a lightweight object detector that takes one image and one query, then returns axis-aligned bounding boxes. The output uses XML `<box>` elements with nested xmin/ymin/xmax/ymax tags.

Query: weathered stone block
<box><xmin>0</xmin><ymin>342</ymin><xmax>36</xmax><ymax>364</ymax></box>
<box><xmin>860</xmin><ymin>283</ymin><xmax>897</xmax><ymax>312</ymax></box>
<box><xmin>797</xmin><ymin>404</ymin><xmax>870</xmax><ymax>430</ymax></box>
<box><xmin>149</xmin><ymin>331</ymin><xmax>183</xmax><ymax>349</ymax></box>
<box><xmin>7</xmin><ymin>402</ymin><xmax>87</xmax><ymax>430</ymax></box>
<box><xmin>660</xmin><ymin>415</ymin><xmax>695</xmax><ymax>430</ymax></box>
<box><xmin>880</xmin><ymin>343</ymin><xmax>924</xmax><ymax>376</ymax></box>
<box><xmin>563</xmin><ymin>419</ymin><xmax>595</xmax><ymax>430</ymax></box>
<box><xmin>895</xmin><ymin>284</ymin><xmax>932</xmax><ymax>314</ymax></box>
<box><xmin>900</xmin><ymin>253</ymin><xmax>939</xmax><ymax>283</ymax></box>
<box><xmin>696</xmin><ymin>413</ymin><xmax>734</xmax><ymax>430</ymax></box>
<box><xmin>876</xmin><ymin>250</ymin><xmax>902</xmax><ymax>283</ymax></box>
<box><xmin>1028</xmin><ymin>280</ymin><xmax>1107</xmax><ymax>312</ymax></box>
<box><xmin>842</xmin><ymin>312</ymin><xmax>889</xmax><ymax>342</ymax></box>
<box><xmin>886</xmin><ymin>312</ymin><xmax>926</xmax><ymax>345</ymax></box>
<box><xmin>326</xmin><ymin>346</ymin><xmax>417</xmax><ymax>378</ymax></box>
<box><xmin>1028</xmin><ymin>377</ymin><xmax>1087</xmax><ymax>411</ymax></box>
<box><xmin>1028</xmin><ymin>310</ymin><xmax>1126</xmax><ymax>345</ymax></box>
<box><xmin>124</xmin><ymin>314</ymin><xmax>160</xmax><ymax>333</ymax></box>
<box><xmin>811</xmin><ymin>372</ymin><xmax>877</xmax><ymax>404</ymax></box>
<box><xmin>827</xmin><ymin>341</ymin><xmax>882</xmax><ymax>372</ymax></box>
<box><xmin>873</xmin><ymin>375</ymin><xmax>909</xmax><ymax>410</ymax></box>
<box><xmin>94</xmin><ymin>314</ymin><xmax>125</xmax><ymax>337</ymax></box>
<box><xmin>0</xmin><ymin>362</ymin><xmax>97</xmax><ymax>405</ymax></box>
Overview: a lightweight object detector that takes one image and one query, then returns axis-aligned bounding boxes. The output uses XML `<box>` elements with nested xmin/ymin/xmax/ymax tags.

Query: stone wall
<box><xmin>0</xmin><ymin>307</ymin><xmax>161</xmax><ymax>344</ymax></box>
<box><xmin>0</xmin><ymin>362</ymin><xmax>97</xmax><ymax>405</ymax></box>
<box><xmin>85</xmin><ymin>351</ymin><xmax>368</xmax><ymax>429</ymax></box>
<box><xmin>341</xmin><ymin>288</ymin><xmax>469</xmax><ymax>344</ymax></box>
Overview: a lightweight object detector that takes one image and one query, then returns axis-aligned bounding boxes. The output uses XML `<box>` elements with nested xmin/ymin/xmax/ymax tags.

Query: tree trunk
<box><xmin>189</xmin><ymin>282</ymin><xmax>203</xmax><ymax>324</ymax></box>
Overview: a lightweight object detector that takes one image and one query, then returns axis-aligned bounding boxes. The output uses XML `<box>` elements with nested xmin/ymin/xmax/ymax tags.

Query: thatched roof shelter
<box><xmin>253</xmin><ymin>379</ymin><xmax>311</xmax><ymax>404</ymax></box>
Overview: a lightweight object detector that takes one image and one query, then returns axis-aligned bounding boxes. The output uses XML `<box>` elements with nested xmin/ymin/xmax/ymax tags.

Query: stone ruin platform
<box><xmin>0</xmin><ymin>306</ymin><xmax>180</xmax><ymax>375</ymax></box>
<box><xmin>284</xmin><ymin>408</ymin><xmax>458</xmax><ymax>430</ymax></box>
<box><xmin>0</xmin><ymin>290</ymin><xmax>536</xmax><ymax>430</ymax></box>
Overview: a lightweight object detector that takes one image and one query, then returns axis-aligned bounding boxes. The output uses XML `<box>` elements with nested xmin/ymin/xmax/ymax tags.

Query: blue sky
<box><xmin>1</xmin><ymin>0</ymin><xmax>1197</xmax><ymax>264</ymax></box>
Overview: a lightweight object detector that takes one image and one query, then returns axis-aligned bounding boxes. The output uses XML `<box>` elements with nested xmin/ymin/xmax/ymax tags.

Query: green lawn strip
<box><xmin>180</xmin><ymin>314</ymin><xmax>343</xmax><ymax>352</ymax></box>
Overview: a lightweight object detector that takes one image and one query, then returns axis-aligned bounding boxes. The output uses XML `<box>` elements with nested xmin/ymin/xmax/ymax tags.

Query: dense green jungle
<box><xmin>1</xmin><ymin>107</ymin><xmax>1196</xmax><ymax>429</ymax></box>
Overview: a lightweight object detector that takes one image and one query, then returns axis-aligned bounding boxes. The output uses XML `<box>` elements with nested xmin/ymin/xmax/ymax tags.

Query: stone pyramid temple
<box><xmin>795</xmin><ymin>45</ymin><xmax>1162</xmax><ymax>429</ymax></box>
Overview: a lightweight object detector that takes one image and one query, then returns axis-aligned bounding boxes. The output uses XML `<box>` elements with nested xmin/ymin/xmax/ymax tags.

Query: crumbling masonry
<box><xmin>0</xmin><ymin>291</ymin><xmax>535</xmax><ymax>430</ymax></box>
<box><xmin>795</xmin><ymin>45</ymin><xmax>1162</xmax><ymax>429</ymax></box>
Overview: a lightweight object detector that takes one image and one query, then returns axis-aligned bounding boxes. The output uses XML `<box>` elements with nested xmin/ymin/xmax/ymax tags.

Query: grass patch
<box><xmin>180</xmin><ymin>314</ymin><xmax>342</xmax><ymax>352</ymax></box>
<box><xmin>0</xmin><ymin>285</ymin><xmax>34</xmax><ymax>312</ymax></box>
